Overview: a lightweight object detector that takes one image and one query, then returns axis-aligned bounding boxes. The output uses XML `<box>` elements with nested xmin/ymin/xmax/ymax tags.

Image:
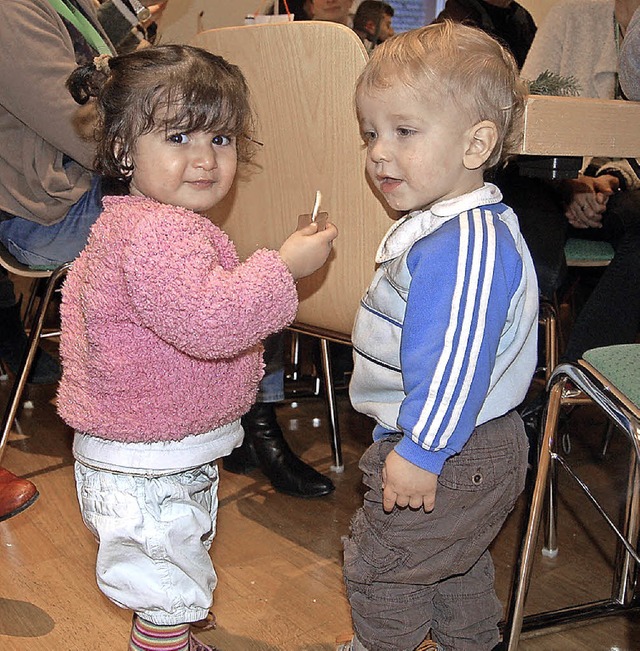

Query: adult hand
<box><xmin>563</xmin><ymin>175</ymin><xmax>618</xmax><ymax>229</ymax></box>
<box><xmin>381</xmin><ymin>449</ymin><xmax>438</xmax><ymax>513</ymax></box>
<box><xmin>279</xmin><ymin>221</ymin><xmax>338</xmax><ymax>280</ymax></box>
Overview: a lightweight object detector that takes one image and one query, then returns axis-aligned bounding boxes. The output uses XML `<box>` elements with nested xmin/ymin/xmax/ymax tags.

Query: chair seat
<box><xmin>0</xmin><ymin>241</ymin><xmax>57</xmax><ymax>277</ymax></box>
<box><xmin>565</xmin><ymin>237</ymin><xmax>614</xmax><ymax>267</ymax></box>
<box><xmin>581</xmin><ymin>344</ymin><xmax>640</xmax><ymax>411</ymax></box>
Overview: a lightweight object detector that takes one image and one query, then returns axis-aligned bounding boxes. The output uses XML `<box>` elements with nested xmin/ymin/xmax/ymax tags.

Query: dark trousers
<box><xmin>495</xmin><ymin>165</ymin><xmax>640</xmax><ymax>361</ymax></box>
<box><xmin>342</xmin><ymin>412</ymin><xmax>528</xmax><ymax>651</ymax></box>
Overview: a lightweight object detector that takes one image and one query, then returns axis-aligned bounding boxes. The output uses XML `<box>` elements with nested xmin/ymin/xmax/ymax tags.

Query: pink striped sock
<box><xmin>128</xmin><ymin>616</ymin><xmax>190</xmax><ymax>651</ymax></box>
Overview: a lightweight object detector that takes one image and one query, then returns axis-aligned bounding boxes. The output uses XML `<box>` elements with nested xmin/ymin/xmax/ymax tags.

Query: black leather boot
<box><xmin>224</xmin><ymin>402</ymin><xmax>335</xmax><ymax>498</ymax></box>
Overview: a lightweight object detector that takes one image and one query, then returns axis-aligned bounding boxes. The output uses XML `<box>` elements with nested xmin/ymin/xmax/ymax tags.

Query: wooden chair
<box><xmin>190</xmin><ymin>21</ymin><xmax>393</xmax><ymax>470</ymax></box>
<box><xmin>503</xmin><ymin>344</ymin><xmax>640</xmax><ymax>648</ymax></box>
<box><xmin>0</xmin><ymin>243</ymin><xmax>70</xmax><ymax>464</ymax></box>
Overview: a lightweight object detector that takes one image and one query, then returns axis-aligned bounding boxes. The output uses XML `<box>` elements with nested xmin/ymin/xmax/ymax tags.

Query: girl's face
<box><xmin>128</xmin><ymin>126</ymin><xmax>238</xmax><ymax>213</ymax></box>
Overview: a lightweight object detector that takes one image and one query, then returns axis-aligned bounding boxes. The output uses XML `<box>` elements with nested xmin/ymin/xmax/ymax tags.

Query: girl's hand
<box><xmin>279</xmin><ymin>221</ymin><xmax>338</xmax><ymax>280</ymax></box>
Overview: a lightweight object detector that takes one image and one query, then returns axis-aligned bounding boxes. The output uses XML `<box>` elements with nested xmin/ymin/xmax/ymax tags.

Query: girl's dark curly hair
<box><xmin>67</xmin><ymin>44</ymin><xmax>256</xmax><ymax>179</ymax></box>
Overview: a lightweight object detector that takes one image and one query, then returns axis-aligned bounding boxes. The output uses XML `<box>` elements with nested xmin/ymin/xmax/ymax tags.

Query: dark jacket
<box><xmin>436</xmin><ymin>0</ymin><xmax>536</xmax><ymax>69</ymax></box>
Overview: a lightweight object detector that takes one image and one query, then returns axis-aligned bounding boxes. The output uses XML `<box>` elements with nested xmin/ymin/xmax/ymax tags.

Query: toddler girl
<box><xmin>58</xmin><ymin>44</ymin><xmax>337</xmax><ymax>651</ymax></box>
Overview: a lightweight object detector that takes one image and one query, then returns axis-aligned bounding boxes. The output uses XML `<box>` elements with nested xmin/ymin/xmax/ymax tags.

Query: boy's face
<box><xmin>357</xmin><ymin>82</ymin><xmax>483</xmax><ymax>213</ymax></box>
<box><xmin>128</xmin><ymin>127</ymin><xmax>238</xmax><ymax>213</ymax></box>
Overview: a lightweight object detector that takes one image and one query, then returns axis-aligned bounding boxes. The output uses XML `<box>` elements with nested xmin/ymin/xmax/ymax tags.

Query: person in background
<box><xmin>338</xmin><ymin>21</ymin><xmax>536</xmax><ymax>651</ymax></box>
<box><xmin>312</xmin><ymin>0</ymin><xmax>353</xmax><ymax>25</ymax></box>
<box><xmin>268</xmin><ymin>0</ymin><xmax>314</xmax><ymax>20</ymax></box>
<box><xmin>620</xmin><ymin>5</ymin><xmax>640</xmax><ymax>99</ymax></box>
<box><xmin>60</xmin><ymin>44</ymin><xmax>337</xmax><ymax>651</ymax></box>
<box><xmin>352</xmin><ymin>0</ymin><xmax>395</xmax><ymax>53</ymax></box>
<box><xmin>500</xmin><ymin>0</ymin><xmax>640</xmax><ymax>365</ymax></box>
<box><xmin>435</xmin><ymin>0</ymin><xmax>536</xmax><ymax>69</ymax></box>
<box><xmin>223</xmin><ymin>331</ymin><xmax>336</xmax><ymax>498</ymax></box>
<box><xmin>0</xmin><ymin>0</ymin><xmax>119</xmax><ymax>520</ymax></box>
<box><xmin>98</xmin><ymin>0</ymin><xmax>168</xmax><ymax>53</ymax></box>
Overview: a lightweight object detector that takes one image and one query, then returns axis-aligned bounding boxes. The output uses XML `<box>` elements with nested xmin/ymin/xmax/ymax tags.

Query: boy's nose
<box><xmin>370</xmin><ymin>140</ymin><xmax>390</xmax><ymax>163</ymax></box>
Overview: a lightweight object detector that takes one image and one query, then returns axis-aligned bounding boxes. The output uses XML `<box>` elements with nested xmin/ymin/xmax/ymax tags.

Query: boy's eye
<box><xmin>397</xmin><ymin>127</ymin><xmax>415</xmax><ymax>137</ymax></box>
<box><xmin>168</xmin><ymin>133</ymin><xmax>189</xmax><ymax>144</ymax></box>
<box><xmin>362</xmin><ymin>130</ymin><xmax>377</xmax><ymax>143</ymax></box>
<box><xmin>212</xmin><ymin>135</ymin><xmax>232</xmax><ymax>146</ymax></box>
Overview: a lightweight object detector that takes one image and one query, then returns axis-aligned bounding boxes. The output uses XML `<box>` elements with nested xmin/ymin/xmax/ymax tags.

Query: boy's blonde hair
<box><xmin>356</xmin><ymin>21</ymin><xmax>525</xmax><ymax>168</ymax></box>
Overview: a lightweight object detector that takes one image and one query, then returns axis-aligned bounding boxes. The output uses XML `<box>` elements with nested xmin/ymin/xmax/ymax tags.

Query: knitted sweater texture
<box><xmin>57</xmin><ymin>196</ymin><xmax>298</xmax><ymax>443</ymax></box>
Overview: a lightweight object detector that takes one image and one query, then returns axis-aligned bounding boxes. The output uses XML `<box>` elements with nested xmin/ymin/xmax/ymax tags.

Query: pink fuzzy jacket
<box><xmin>57</xmin><ymin>196</ymin><xmax>298</xmax><ymax>443</ymax></box>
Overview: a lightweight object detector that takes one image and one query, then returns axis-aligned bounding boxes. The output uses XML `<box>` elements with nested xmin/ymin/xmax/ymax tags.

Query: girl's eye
<box><xmin>212</xmin><ymin>135</ymin><xmax>232</xmax><ymax>146</ymax></box>
<box><xmin>362</xmin><ymin>130</ymin><xmax>377</xmax><ymax>144</ymax></box>
<box><xmin>397</xmin><ymin>128</ymin><xmax>415</xmax><ymax>137</ymax></box>
<box><xmin>168</xmin><ymin>133</ymin><xmax>189</xmax><ymax>144</ymax></box>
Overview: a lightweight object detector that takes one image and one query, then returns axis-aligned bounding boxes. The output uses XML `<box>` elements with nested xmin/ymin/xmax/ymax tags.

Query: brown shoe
<box><xmin>0</xmin><ymin>467</ymin><xmax>38</xmax><ymax>522</ymax></box>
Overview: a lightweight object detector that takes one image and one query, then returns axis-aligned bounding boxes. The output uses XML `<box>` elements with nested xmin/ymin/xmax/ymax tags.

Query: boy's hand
<box><xmin>382</xmin><ymin>449</ymin><xmax>438</xmax><ymax>513</ymax></box>
<box><xmin>279</xmin><ymin>221</ymin><xmax>338</xmax><ymax>280</ymax></box>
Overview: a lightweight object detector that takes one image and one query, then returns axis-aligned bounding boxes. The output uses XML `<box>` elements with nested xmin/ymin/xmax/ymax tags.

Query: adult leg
<box><xmin>342</xmin><ymin>413</ymin><xmax>528</xmax><ymax>651</ymax></box>
<box><xmin>223</xmin><ymin>331</ymin><xmax>334</xmax><ymax>498</ymax></box>
<box><xmin>563</xmin><ymin>189</ymin><xmax>640</xmax><ymax>361</ymax></box>
<box><xmin>0</xmin><ymin>175</ymin><xmax>103</xmax><ymax>267</ymax></box>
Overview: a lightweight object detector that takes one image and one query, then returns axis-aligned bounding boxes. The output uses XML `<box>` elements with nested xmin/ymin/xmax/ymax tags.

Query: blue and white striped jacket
<box><xmin>349</xmin><ymin>184</ymin><xmax>539</xmax><ymax>474</ymax></box>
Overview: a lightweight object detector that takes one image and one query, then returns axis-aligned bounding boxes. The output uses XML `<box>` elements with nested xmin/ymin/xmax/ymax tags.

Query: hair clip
<box><xmin>246</xmin><ymin>136</ymin><xmax>264</xmax><ymax>147</ymax></box>
<box><xmin>93</xmin><ymin>54</ymin><xmax>112</xmax><ymax>75</ymax></box>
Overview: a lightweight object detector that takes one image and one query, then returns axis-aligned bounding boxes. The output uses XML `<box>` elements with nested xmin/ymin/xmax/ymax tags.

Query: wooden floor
<box><xmin>1</xmin><ymin>331</ymin><xmax>640</xmax><ymax>650</ymax></box>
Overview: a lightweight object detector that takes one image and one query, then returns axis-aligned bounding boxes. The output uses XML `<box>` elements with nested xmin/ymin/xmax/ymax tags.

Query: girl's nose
<box><xmin>194</xmin><ymin>144</ymin><xmax>217</xmax><ymax>170</ymax></box>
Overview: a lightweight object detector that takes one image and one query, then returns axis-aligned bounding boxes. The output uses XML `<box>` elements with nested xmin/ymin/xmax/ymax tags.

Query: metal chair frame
<box><xmin>504</xmin><ymin>356</ymin><xmax>640</xmax><ymax>648</ymax></box>
<box><xmin>0</xmin><ymin>243</ymin><xmax>70</xmax><ymax>464</ymax></box>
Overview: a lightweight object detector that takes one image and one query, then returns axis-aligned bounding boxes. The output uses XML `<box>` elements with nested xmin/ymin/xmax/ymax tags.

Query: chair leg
<box><xmin>504</xmin><ymin>378</ymin><xmax>565</xmax><ymax>650</ymax></box>
<box><xmin>0</xmin><ymin>263</ymin><xmax>69</xmax><ymax>465</ymax></box>
<box><xmin>613</xmin><ymin>453</ymin><xmax>640</xmax><ymax>605</ymax></box>
<box><xmin>318</xmin><ymin>337</ymin><xmax>344</xmax><ymax>473</ymax></box>
<box><xmin>289</xmin><ymin>330</ymin><xmax>301</xmax><ymax>382</ymax></box>
<box><xmin>540</xmin><ymin>301</ymin><xmax>558</xmax><ymax>384</ymax></box>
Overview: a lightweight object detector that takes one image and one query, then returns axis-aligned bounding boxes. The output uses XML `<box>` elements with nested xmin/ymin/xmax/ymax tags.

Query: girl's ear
<box><xmin>463</xmin><ymin>120</ymin><xmax>498</xmax><ymax>170</ymax></box>
<box><xmin>115</xmin><ymin>140</ymin><xmax>134</xmax><ymax>177</ymax></box>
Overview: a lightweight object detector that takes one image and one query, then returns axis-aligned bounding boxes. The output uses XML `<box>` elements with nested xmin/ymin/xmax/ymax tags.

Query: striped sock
<box><xmin>129</xmin><ymin>616</ymin><xmax>190</xmax><ymax>651</ymax></box>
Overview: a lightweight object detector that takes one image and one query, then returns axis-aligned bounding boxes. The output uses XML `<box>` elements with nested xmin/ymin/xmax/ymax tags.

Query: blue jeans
<box><xmin>0</xmin><ymin>175</ymin><xmax>103</xmax><ymax>268</ymax></box>
<box><xmin>256</xmin><ymin>332</ymin><xmax>286</xmax><ymax>403</ymax></box>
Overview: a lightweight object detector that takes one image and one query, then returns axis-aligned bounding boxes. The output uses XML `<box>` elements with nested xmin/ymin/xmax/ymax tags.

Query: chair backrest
<box><xmin>191</xmin><ymin>22</ymin><xmax>393</xmax><ymax>338</ymax></box>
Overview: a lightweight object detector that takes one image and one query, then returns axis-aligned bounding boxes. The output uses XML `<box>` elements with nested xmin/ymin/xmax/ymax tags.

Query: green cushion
<box><xmin>582</xmin><ymin>344</ymin><xmax>640</xmax><ymax>409</ymax></box>
<box><xmin>564</xmin><ymin>238</ymin><xmax>614</xmax><ymax>263</ymax></box>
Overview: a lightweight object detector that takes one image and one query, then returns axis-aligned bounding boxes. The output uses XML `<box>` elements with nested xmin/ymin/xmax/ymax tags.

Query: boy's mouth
<box><xmin>378</xmin><ymin>176</ymin><xmax>402</xmax><ymax>193</ymax></box>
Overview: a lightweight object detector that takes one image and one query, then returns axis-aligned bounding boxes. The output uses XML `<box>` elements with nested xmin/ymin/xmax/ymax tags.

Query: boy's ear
<box><xmin>463</xmin><ymin>120</ymin><xmax>498</xmax><ymax>170</ymax></box>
